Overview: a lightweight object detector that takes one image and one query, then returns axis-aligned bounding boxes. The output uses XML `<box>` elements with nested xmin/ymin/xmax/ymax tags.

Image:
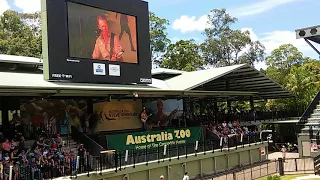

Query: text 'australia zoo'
<box><xmin>126</xmin><ymin>129</ymin><xmax>192</xmax><ymax>150</ymax></box>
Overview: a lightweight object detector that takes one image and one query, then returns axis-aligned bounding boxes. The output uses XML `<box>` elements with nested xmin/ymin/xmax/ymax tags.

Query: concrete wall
<box><xmin>72</xmin><ymin>142</ymin><xmax>268</xmax><ymax>180</ymax></box>
<box><xmin>298</xmin><ymin>134</ymin><xmax>319</xmax><ymax>157</ymax></box>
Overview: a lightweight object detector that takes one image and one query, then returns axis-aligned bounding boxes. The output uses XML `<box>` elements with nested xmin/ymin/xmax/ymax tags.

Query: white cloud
<box><xmin>172</xmin><ymin>15</ymin><xmax>208</xmax><ymax>33</ymax></box>
<box><xmin>0</xmin><ymin>0</ymin><xmax>10</xmax><ymax>15</ymax></box>
<box><xmin>243</xmin><ymin>27</ymin><xmax>319</xmax><ymax>69</ymax></box>
<box><xmin>241</xmin><ymin>27</ymin><xmax>259</xmax><ymax>41</ymax></box>
<box><xmin>172</xmin><ymin>0</ymin><xmax>299</xmax><ymax>33</ymax></box>
<box><xmin>14</xmin><ymin>0</ymin><xmax>41</xmax><ymax>13</ymax></box>
<box><xmin>229</xmin><ymin>0</ymin><xmax>299</xmax><ymax>18</ymax></box>
<box><xmin>259</xmin><ymin>30</ymin><xmax>312</xmax><ymax>54</ymax></box>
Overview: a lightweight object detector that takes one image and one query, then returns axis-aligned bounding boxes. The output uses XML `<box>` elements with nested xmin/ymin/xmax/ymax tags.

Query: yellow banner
<box><xmin>93</xmin><ymin>99</ymin><xmax>142</xmax><ymax>131</ymax></box>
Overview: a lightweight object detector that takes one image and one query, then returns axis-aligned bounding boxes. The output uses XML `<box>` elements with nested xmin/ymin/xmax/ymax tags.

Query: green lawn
<box><xmin>258</xmin><ymin>174</ymin><xmax>308</xmax><ymax>180</ymax></box>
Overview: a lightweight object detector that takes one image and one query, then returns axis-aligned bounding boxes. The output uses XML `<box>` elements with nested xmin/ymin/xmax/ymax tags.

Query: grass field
<box><xmin>257</xmin><ymin>174</ymin><xmax>308</xmax><ymax>180</ymax></box>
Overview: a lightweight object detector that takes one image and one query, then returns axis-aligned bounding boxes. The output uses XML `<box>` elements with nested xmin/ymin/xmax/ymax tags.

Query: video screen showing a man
<box><xmin>67</xmin><ymin>2</ymin><xmax>138</xmax><ymax>63</ymax></box>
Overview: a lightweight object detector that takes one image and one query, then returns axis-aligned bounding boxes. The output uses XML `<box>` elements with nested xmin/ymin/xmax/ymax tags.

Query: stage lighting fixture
<box><xmin>311</xmin><ymin>28</ymin><xmax>317</xmax><ymax>35</ymax></box>
<box><xmin>299</xmin><ymin>30</ymin><xmax>306</xmax><ymax>37</ymax></box>
<box><xmin>296</xmin><ymin>25</ymin><xmax>320</xmax><ymax>39</ymax></box>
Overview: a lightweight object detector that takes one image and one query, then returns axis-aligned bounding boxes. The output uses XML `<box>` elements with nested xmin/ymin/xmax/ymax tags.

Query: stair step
<box><xmin>311</xmin><ymin>114</ymin><xmax>320</xmax><ymax>118</ymax></box>
<box><xmin>307</xmin><ymin>117</ymin><xmax>320</xmax><ymax>122</ymax></box>
<box><xmin>305</xmin><ymin>122</ymin><xmax>320</xmax><ymax>126</ymax></box>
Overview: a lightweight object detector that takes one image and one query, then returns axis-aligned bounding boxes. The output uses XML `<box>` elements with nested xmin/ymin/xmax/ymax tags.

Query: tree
<box><xmin>160</xmin><ymin>40</ymin><xmax>204</xmax><ymax>71</ymax></box>
<box><xmin>201</xmin><ymin>9</ymin><xmax>265</xmax><ymax>67</ymax></box>
<box><xmin>0</xmin><ymin>10</ymin><xmax>42</xmax><ymax>58</ymax></box>
<box><xmin>264</xmin><ymin>44</ymin><xmax>319</xmax><ymax>113</ymax></box>
<box><xmin>149</xmin><ymin>12</ymin><xmax>170</xmax><ymax>65</ymax></box>
<box><xmin>266</xmin><ymin>44</ymin><xmax>304</xmax><ymax>70</ymax></box>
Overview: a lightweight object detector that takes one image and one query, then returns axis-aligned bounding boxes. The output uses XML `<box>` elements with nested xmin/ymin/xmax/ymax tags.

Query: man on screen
<box><xmin>92</xmin><ymin>15</ymin><xmax>124</xmax><ymax>61</ymax></box>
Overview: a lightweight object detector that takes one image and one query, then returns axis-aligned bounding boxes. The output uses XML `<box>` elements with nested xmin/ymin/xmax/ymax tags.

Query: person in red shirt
<box><xmin>2</xmin><ymin>139</ymin><xmax>11</xmax><ymax>154</ymax></box>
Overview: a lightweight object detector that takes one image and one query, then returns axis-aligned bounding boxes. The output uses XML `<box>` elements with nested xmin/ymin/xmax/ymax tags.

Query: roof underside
<box><xmin>192</xmin><ymin>65</ymin><xmax>294</xmax><ymax>99</ymax></box>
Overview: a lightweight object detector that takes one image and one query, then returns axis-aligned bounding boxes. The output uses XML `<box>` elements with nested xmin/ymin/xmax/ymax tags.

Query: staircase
<box><xmin>62</xmin><ymin>136</ymin><xmax>79</xmax><ymax>155</ymax></box>
<box><xmin>300</xmin><ymin>103</ymin><xmax>320</xmax><ymax>134</ymax></box>
<box><xmin>297</xmin><ymin>91</ymin><xmax>320</xmax><ymax>157</ymax></box>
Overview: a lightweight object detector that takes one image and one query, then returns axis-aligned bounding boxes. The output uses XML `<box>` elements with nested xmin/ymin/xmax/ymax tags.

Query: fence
<box><xmin>201</xmin><ymin>157</ymin><xmax>314</xmax><ymax>180</ymax></box>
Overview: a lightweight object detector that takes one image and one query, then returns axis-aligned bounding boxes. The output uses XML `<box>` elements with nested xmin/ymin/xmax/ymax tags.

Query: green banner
<box><xmin>106</xmin><ymin>127</ymin><xmax>203</xmax><ymax>151</ymax></box>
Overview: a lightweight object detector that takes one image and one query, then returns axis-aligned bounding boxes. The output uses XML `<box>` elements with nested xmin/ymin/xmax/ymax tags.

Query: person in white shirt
<box><xmin>183</xmin><ymin>172</ymin><xmax>189</xmax><ymax>180</ymax></box>
<box><xmin>281</xmin><ymin>145</ymin><xmax>287</xmax><ymax>162</ymax></box>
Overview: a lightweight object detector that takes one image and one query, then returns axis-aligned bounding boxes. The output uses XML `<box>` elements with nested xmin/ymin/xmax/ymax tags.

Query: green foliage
<box><xmin>266</xmin><ymin>44</ymin><xmax>305</xmax><ymax>70</ymax></box>
<box><xmin>149</xmin><ymin>12</ymin><xmax>171</xmax><ymax>65</ymax></box>
<box><xmin>201</xmin><ymin>8</ymin><xmax>265</xmax><ymax>67</ymax></box>
<box><xmin>267</xmin><ymin>175</ymin><xmax>281</xmax><ymax>180</ymax></box>
<box><xmin>264</xmin><ymin>44</ymin><xmax>319</xmax><ymax>113</ymax></box>
<box><xmin>0</xmin><ymin>10</ymin><xmax>42</xmax><ymax>58</ymax></box>
<box><xmin>160</xmin><ymin>39</ymin><xmax>204</xmax><ymax>71</ymax></box>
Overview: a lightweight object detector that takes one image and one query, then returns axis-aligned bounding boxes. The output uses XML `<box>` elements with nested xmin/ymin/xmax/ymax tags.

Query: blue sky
<box><xmin>1</xmin><ymin>0</ymin><xmax>319</xmax><ymax>68</ymax></box>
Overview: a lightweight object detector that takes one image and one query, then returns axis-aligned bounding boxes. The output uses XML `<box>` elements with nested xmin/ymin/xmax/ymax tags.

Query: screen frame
<box><xmin>42</xmin><ymin>0</ymin><xmax>152</xmax><ymax>84</ymax></box>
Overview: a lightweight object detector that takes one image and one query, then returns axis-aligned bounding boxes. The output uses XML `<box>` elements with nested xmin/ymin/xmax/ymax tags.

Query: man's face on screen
<box><xmin>98</xmin><ymin>19</ymin><xmax>109</xmax><ymax>33</ymax></box>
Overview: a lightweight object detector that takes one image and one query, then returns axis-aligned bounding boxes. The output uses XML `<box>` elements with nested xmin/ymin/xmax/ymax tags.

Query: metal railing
<box><xmin>201</xmin><ymin>157</ymin><xmax>314</xmax><ymax>180</ymax></box>
<box><xmin>71</xmin><ymin>126</ymin><xmax>105</xmax><ymax>156</ymax></box>
<box><xmin>97</xmin><ymin>133</ymin><xmax>265</xmax><ymax>173</ymax></box>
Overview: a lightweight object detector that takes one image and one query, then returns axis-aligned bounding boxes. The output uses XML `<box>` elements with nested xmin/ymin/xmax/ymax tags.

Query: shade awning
<box><xmin>164</xmin><ymin>64</ymin><xmax>295</xmax><ymax>99</ymax></box>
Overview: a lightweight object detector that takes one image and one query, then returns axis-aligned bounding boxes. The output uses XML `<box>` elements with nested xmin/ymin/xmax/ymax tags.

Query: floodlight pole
<box><xmin>304</xmin><ymin>38</ymin><xmax>320</xmax><ymax>57</ymax></box>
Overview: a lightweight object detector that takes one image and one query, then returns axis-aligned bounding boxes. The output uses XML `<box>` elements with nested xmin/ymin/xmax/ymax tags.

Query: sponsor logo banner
<box><xmin>106</xmin><ymin>127</ymin><xmax>203</xmax><ymax>151</ymax></box>
<box><xmin>94</xmin><ymin>99</ymin><xmax>142</xmax><ymax>131</ymax></box>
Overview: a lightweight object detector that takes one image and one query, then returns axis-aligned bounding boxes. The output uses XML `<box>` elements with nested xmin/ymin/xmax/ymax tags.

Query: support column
<box><xmin>86</xmin><ymin>99</ymin><xmax>93</xmax><ymax>114</ymax></box>
<box><xmin>213</xmin><ymin>98</ymin><xmax>218</xmax><ymax>112</ymax></box>
<box><xmin>271</xmin><ymin>124</ymin><xmax>276</xmax><ymax>143</ymax></box>
<box><xmin>250</xmin><ymin>96</ymin><xmax>254</xmax><ymax>111</ymax></box>
<box><xmin>226</xmin><ymin>81</ymin><xmax>232</xmax><ymax>112</ymax></box>
<box><xmin>0</xmin><ymin>97</ymin><xmax>9</xmax><ymax>127</ymax></box>
<box><xmin>200</xmin><ymin>100</ymin><xmax>204</xmax><ymax>115</ymax></box>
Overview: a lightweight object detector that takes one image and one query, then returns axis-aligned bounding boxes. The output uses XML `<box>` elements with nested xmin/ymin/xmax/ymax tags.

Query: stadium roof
<box><xmin>162</xmin><ymin>64</ymin><xmax>294</xmax><ymax>99</ymax></box>
<box><xmin>0</xmin><ymin>54</ymin><xmax>42</xmax><ymax>65</ymax></box>
<box><xmin>0</xmin><ymin>54</ymin><xmax>295</xmax><ymax>99</ymax></box>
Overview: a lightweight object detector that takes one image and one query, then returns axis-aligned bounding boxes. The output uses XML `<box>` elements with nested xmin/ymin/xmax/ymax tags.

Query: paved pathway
<box><xmin>294</xmin><ymin>175</ymin><xmax>320</xmax><ymax>180</ymax></box>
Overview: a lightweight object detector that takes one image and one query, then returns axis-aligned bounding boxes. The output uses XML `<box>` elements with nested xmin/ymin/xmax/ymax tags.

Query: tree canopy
<box><xmin>160</xmin><ymin>39</ymin><xmax>204</xmax><ymax>71</ymax></box>
<box><xmin>201</xmin><ymin>9</ymin><xmax>265</xmax><ymax>67</ymax></box>
<box><xmin>0</xmin><ymin>10</ymin><xmax>42</xmax><ymax>58</ymax></box>
<box><xmin>149</xmin><ymin>12</ymin><xmax>171</xmax><ymax>65</ymax></box>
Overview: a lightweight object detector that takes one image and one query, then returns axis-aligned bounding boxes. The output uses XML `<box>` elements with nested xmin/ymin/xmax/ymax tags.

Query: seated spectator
<box><xmin>10</xmin><ymin>148</ymin><xmax>19</xmax><ymax>163</ymax></box>
<box><xmin>29</xmin><ymin>156</ymin><xmax>41</xmax><ymax>180</ymax></box>
<box><xmin>18</xmin><ymin>136</ymin><xmax>26</xmax><ymax>154</ymax></box>
<box><xmin>56</xmin><ymin>134</ymin><xmax>63</xmax><ymax>149</ymax></box>
<box><xmin>10</xmin><ymin>139</ymin><xmax>17</xmax><ymax>152</ymax></box>
<box><xmin>2</xmin><ymin>139</ymin><xmax>11</xmax><ymax>154</ymax></box>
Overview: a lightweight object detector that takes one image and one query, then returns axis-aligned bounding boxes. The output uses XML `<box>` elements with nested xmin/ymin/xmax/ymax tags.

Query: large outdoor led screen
<box><xmin>41</xmin><ymin>0</ymin><xmax>152</xmax><ymax>84</ymax></box>
<box><xmin>68</xmin><ymin>2</ymin><xmax>138</xmax><ymax>64</ymax></box>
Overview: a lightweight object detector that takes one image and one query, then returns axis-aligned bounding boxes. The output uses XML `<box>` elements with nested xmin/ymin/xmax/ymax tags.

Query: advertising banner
<box><xmin>106</xmin><ymin>127</ymin><xmax>203</xmax><ymax>151</ymax></box>
<box><xmin>93</xmin><ymin>99</ymin><xmax>142</xmax><ymax>131</ymax></box>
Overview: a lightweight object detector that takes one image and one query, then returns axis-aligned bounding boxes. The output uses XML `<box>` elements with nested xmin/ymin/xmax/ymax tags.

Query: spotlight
<box><xmin>299</xmin><ymin>30</ymin><xmax>306</xmax><ymax>37</ymax></box>
<box><xmin>310</xmin><ymin>28</ymin><xmax>317</xmax><ymax>35</ymax></box>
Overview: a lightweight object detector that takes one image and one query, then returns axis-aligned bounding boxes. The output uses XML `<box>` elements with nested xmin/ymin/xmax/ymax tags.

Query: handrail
<box><xmin>296</xmin><ymin>91</ymin><xmax>320</xmax><ymax>130</ymax></box>
<box><xmin>71</xmin><ymin>126</ymin><xmax>105</xmax><ymax>156</ymax></box>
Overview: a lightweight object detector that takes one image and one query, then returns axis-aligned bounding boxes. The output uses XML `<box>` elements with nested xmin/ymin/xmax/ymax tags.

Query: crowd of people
<box><xmin>6</xmin><ymin>99</ymin><xmax>92</xmax><ymax>142</ymax></box>
<box><xmin>0</xmin><ymin>132</ymin><xmax>88</xmax><ymax>180</ymax></box>
<box><xmin>204</xmin><ymin>119</ymin><xmax>260</xmax><ymax>146</ymax></box>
